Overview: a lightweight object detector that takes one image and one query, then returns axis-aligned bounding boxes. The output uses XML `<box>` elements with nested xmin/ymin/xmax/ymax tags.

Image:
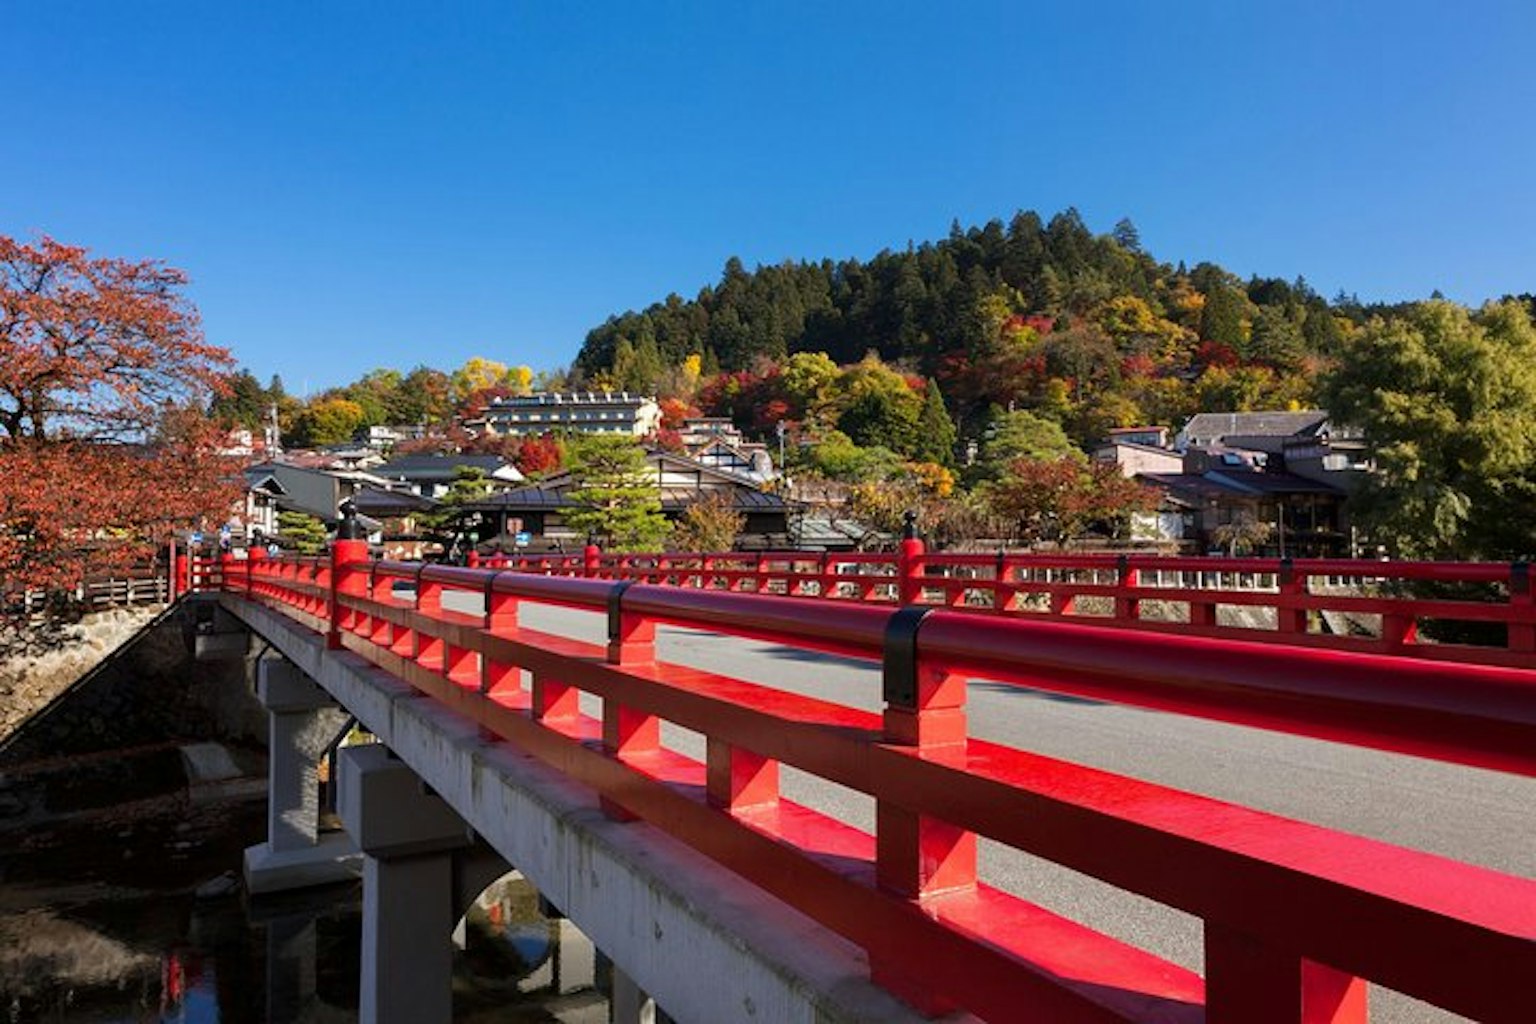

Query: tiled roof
<box><xmin>375</xmin><ymin>454</ymin><xmax>517</xmax><ymax>481</ymax></box>
<box><xmin>1139</xmin><ymin>470</ymin><xmax>1343</xmax><ymax>500</ymax></box>
<box><xmin>351</xmin><ymin>486</ymin><xmax>438</xmax><ymax>514</ymax></box>
<box><xmin>1181</xmin><ymin>411</ymin><xmax>1329</xmax><ymax>442</ymax></box>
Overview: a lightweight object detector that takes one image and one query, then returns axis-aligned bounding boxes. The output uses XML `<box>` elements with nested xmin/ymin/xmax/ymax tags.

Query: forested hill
<box><xmin>574</xmin><ymin>209</ymin><xmax>1391</xmax><ymax>440</ymax></box>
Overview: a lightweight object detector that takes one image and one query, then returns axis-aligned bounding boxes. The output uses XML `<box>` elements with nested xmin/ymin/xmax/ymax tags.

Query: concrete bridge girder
<box><xmin>226</xmin><ymin>594</ymin><xmax>936</xmax><ymax>1024</ymax></box>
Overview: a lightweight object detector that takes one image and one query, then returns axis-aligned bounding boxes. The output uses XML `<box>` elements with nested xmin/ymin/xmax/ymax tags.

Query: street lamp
<box><xmin>776</xmin><ymin>420</ymin><xmax>787</xmax><ymax>473</ymax></box>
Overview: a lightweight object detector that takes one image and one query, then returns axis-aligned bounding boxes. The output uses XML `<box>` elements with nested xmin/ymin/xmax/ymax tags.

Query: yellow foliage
<box><xmin>907</xmin><ymin>461</ymin><xmax>955</xmax><ymax>498</ymax></box>
<box><xmin>681</xmin><ymin>353</ymin><xmax>702</xmax><ymax>393</ymax></box>
<box><xmin>452</xmin><ymin>356</ymin><xmax>510</xmax><ymax>399</ymax></box>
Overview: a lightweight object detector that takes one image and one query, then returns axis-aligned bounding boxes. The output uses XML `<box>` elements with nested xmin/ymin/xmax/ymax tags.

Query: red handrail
<box><xmin>208</xmin><ymin>546</ymin><xmax>1536</xmax><ymax>1022</ymax></box>
<box><xmin>483</xmin><ymin>548</ymin><xmax>1536</xmax><ymax>667</ymax></box>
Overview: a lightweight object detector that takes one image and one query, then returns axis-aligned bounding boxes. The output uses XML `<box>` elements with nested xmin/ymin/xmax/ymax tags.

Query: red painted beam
<box><xmin>919</xmin><ymin>610</ymin><xmax>1536</xmax><ymax>777</ymax></box>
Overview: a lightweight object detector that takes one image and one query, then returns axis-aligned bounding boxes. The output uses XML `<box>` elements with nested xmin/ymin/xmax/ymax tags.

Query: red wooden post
<box><xmin>583</xmin><ymin>541</ymin><xmax>601</xmax><ymax>578</ymax></box>
<box><xmin>176</xmin><ymin>551</ymin><xmax>191</xmax><ymax>596</ymax></box>
<box><xmin>531</xmin><ymin>671</ymin><xmax>579</xmax><ymax>725</ymax></box>
<box><xmin>219</xmin><ymin>550</ymin><xmax>236</xmax><ymax>592</ymax></box>
<box><xmin>1508</xmin><ymin>561</ymin><xmax>1534</xmax><ymax>653</ymax></box>
<box><xmin>416</xmin><ymin>569</ymin><xmax>444</xmax><ymax>667</ymax></box>
<box><xmin>246</xmin><ymin>545</ymin><xmax>264</xmax><ymax>599</ymax></box>
<box><xmin>897</xmin><ymin>510</ymin><xmax>926</xmax><ymax>606</ymax></box>
<box><xmin>874</xmin><ymin>605</ymin><xmax>975</xmax><ymax>1014</ymax></box>
<box><xmin>1277</xmin><ymin>558</ymin><xmax>1308</xmax><ymax>635</ymax></box>
<box><xmin>706</xmin><ymin>737</ymin><xmax>778</xmax><ymax>814</ymax></box>
<box><xmin>328</xmin><ymin>501</ymin><xmax>370</xmax><ymax>650</ymax></box>
<box><xmin>602</xmin><ymin>582</ymin><xmax>657</xmax><ymax>821</ymax></box>
<box><xmin>1206</xmin><ymin>923</ymin><xmax>1367</xmax><ymax>1023</ymax></box>
<box><xmin>481</xmin><ymin>575</ymin><xmax>521</xmax><ymax>697</ymax></box>
<box><xmin>1114</xmin><ymin>554</ymin><xmax>1141</xmax><ymax>622</ymax></box>
<box><xmin>1186</xmin><ymin>570</ymin><xmax>1216</xmax><ymax>628</ymax></box>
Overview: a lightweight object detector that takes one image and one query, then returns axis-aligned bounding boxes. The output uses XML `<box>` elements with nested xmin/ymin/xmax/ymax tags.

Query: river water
<box><xmin>0</xmin><ymin>796</ymin><xmax>606</xmax><ymax>1023</ymax></box>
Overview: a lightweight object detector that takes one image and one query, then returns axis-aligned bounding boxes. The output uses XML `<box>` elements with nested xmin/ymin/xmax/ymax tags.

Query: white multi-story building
<box><xmin>475</xmin><ymin>392</ymin><xmax>662</xmax><ymax>437</ymax></box>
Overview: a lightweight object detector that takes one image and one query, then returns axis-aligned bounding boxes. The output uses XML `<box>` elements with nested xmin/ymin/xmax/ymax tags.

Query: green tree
<box><xmin>277</xmin><ymin>510</ymin><xmax>328</xmax><ymax>554</ymax></box>
<box><xmin>781</xmin><ymin>351</ymin><xmax>838</xmax><ymax>409</ymax></box>
<box><xmin>820</xmin><ymin>355</ymin><xmax>922</xmax><ymax>455</ymax></box>
<box><xmin>1322</xmin><ymin>299</ymin><xmax>1536</xmax><ymax>559</ymax></box>
<box><xmin>397</xmin><ymin>365</ymin><xmax>454</xmax><ymax>424</ymax></box>
<box><xmin>296</xmin><ymin>397</ymin><xmax>367</xmax><ymax>446</ymax></box>
<box><xmin>974</xmin><ymin>410</ymin><xmax>1079</xmax><ymax>482</ymax></box>
<box><xmin>209</xmin><ymin>369</ymin><xmax>269</xmax><ymax>429</ymax></box>
<box><xmin>1247</xmin><ymin>306</ymin><xmax>1307</xmax><ymax>371</ymax></box>
<box><xmin>563</xmin><ymin>436</ymin><xmax>670</xmax><ymax>551</ymax></box>
<box><xmin>422</xmin><ymin>465</ymin><xmax>493</xmax><ymax>548</ymax></box>
<box><xmin>911</xmin><ymin>379</ymin><xmax>957</xmax><ymax>466</ymax></box>
<box><xmin>1200</xmin><ymin>283</ymin><xmax>1249</xmax><ymax>349</ymax></box>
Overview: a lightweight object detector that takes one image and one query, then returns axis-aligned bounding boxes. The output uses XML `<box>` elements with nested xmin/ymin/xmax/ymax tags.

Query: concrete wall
<box><xmin>0</xmin><ymin>597</ymin><xmax>268</xmax><ymax>768</ymax></box>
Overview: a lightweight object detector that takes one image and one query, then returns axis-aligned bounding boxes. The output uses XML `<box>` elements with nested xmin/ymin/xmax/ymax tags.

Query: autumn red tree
<box><xmin>1</xmin><ymin>234</ymin><xmax>237</xmax><ymax>632</ymax></box>
<box><xmin>985</xmin><ymin>457</ymin><xmax>1158</xmax><ymax>545</ymax></box>
<box><xmin>513</xmin><ymin>433</ymin><xmax>563</xmax><ymax>478</ymax></box>
<box><xmin>1</xmin><ymin>235</ymin><xmax>230</xmax><ymax>440</ymax></box>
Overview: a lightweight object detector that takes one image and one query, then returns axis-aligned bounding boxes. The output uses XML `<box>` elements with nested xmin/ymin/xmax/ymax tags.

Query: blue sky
<box><xmin>5</xmin><ymin>2</ymin><xmax>1534</xmax><ymax>392</ymax></box>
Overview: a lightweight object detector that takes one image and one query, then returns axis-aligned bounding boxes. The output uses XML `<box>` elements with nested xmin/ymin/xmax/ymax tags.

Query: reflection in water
<box><xmin>2</xmin><ymin>809</ymin><xmax>603</xmax><ymax>1023</ymax></box>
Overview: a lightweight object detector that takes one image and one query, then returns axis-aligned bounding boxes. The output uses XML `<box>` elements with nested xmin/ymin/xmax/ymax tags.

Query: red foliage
<box><xmin>1121</xmin><ymin>353</ymin><xmax>1158</xmax><ymax>379</ymax></box>
<box><xmin>514</xmin><ymin>433</ymin><xmax>563</xmax><ymax>477</ymax></box>
<box><xmin>1194</xmin><ymin>340</ymin><xmax>1240</xmax><ymax>369</ymax></box>
<box><xmin>0</xmin><ymin>234</ymin><xmax>231</xmax><ymax>441</ymax></box>
<box><xmin>658</xmin><ymin>397</ymin><xmax>701</xmax><ymax>430</ymax></box>
<box><xmin>937</xmin><ymin>348</ymin><xmax>1047</xmax><ymax>413</ymax></box>
<box><xmin>989</xmin><ymin>457</ymin><xmax>1158</xmax><ymax>543</ymax></box>
<box><xmin>697</xmin><ymin>369</ymin><xmax>795</xmax><ymax>436</ymax></box>
<box><xmin>456</xmin><ymin>384</ymin><xmax>512</xmax><ymax>419</ymax></box>
<box><xmin>649</xmin><ymin>428</ymin><xmax>686</xmax><ymax>452</ymax></box>
<box><xmin>0</xmin><ymin>234</ymin><xmax>239</xmax><ymax>624</ymax></box>
<box><xmin>758</xmin><ymin>399</ymin><xmax>791</xmax><ymax>431</ymax></box>
<box><xmin>0</xmin><ymin>413</ymin><xmax>242</xmax><ymax>606</ymax></box>
<box><xmin>1022</xmin><ymin>314</ymin><xmax>1057</xmax><ymax>336</ymax></box>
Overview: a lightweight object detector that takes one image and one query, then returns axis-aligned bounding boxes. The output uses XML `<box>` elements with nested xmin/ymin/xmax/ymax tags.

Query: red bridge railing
<box><xmin>481</xmin><ymin>545</ymin><xmax>1536</xmax><ymax>668</ymax></box>
<box><xmin>209</xmin><ymin>545</ymin><xmax>1536</xmax><ymax>1022</ymax></box>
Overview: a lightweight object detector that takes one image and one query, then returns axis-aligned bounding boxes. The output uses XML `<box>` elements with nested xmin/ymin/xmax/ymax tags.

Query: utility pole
<box><xmin>267</xmin><ymin>403</ymin><xmax>282</xmax><ymax>455</ymax></box>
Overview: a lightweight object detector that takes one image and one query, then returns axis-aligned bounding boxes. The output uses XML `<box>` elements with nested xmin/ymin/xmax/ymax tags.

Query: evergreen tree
<box><xmin>276</xmin><ymin>510</ymin><xmax>328</xmax><ymax>554</ymax></box>
<box><xmin>912</xmin><ymin>379</ymin><xmax>958</xmax><ymax>466</ymax></box>
<box><xmin>1111</xmin><ymin>217</ymin><xmax>1142</xmax><ymax>252</ymax></box>
<box><xmin>563</xmin><ymin>436</ymin><xmax>670</xmax><ymax>552</ymax></box>
<box><xmin>1200</xmin><ymin>284</ymin><xmax>1248</xmax><ymax>348</ymax></box>
<box><xmin>209</xmin><ymin>370</ymin><xmax>270</xmax><ymax>429</ymax></box>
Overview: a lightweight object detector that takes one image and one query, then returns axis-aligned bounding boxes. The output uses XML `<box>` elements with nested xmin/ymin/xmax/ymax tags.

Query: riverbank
<box><xmin>0</xmin><ymin>606</ymin><xmax>164</xmax><ymax>742</ymax></box>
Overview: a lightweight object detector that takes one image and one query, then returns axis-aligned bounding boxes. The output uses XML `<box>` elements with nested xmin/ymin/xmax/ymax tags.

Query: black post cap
<box><xmin>337</xmin><ymin>499</ymin><xmax>364</xmax><ymax>540</ymax></box>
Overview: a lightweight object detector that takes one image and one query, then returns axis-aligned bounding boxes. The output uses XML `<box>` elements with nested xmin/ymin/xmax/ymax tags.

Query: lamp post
<box><xmin>776</xmin><ymin>419</ymin><xmax>786</xmax><ymax>473</ymax></box>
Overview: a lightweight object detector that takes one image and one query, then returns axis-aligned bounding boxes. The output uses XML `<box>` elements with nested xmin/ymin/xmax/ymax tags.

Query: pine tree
<box><xmin>277</xmin><ymin>510</ymin><xmax>329</xmax><ymax>554</ymax></box>
<box><xmin>912</xmin><ymin>378</ymin><xmax>958</xmax><ymax>467</ymax></box>
<box><xmin>563</xmin><ymin>436</ymin><xmax>670</xmax><ymax>552</ymax></box>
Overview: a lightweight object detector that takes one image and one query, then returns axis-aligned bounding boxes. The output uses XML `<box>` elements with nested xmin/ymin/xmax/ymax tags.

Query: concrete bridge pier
<box><xmin>262</xmin><ymin>906</ymin><xmax>319</xmax><ymax>1023</ymax></box>
<box><xmin>600</xmin><ymin>952</ymin><xmax>671</xmax><ymax>1024</ymax></box>
<box><xmin>339</xmin><ymin>742</ymin><xmax>494</xmax><ymax>1024</ymax></box>
<box><xmin>243</xmin><ymin>655</ymin><xmax>362</xmax><ymax>894</ymax></box>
